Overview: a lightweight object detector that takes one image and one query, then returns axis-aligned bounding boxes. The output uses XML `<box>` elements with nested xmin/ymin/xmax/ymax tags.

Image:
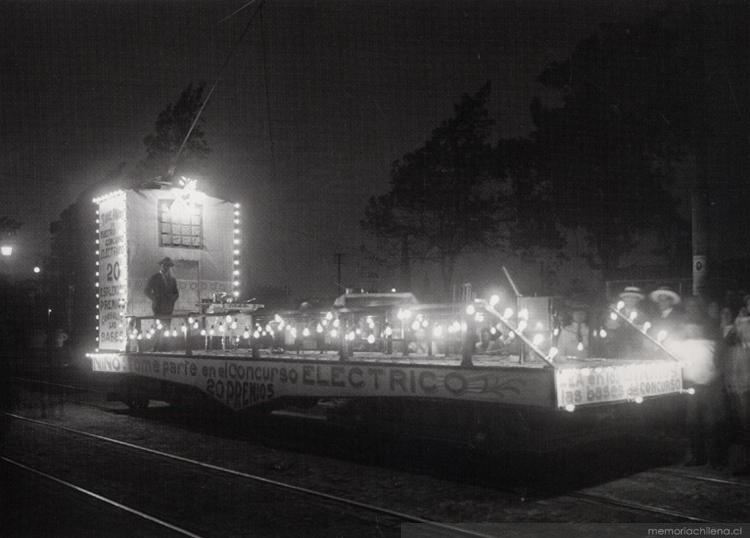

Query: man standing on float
<box><xmin>144</xmin><ymin>257</ymin><xmax>179</xmax><ymax>350</ymax></box>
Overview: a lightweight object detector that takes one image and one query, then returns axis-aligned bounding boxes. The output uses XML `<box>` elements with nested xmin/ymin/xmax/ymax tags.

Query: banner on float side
<box><xmin>554</xmin><ymin>360</ymin><xmax>683</xmax><ymax>408</ymax></box>
<box><xmin>90</xmin><ymin>354</ymin><xmax>556</xmax><ymax>410</ymax></box>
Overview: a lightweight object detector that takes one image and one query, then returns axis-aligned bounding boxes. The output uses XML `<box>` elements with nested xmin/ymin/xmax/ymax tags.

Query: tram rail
<box><xmin>5</xmin><ymin>411</ymin><xmax>725</xmax><ymax>526</ymax></box>
<box><xmin>2</xmin><ymin>456</ymin><xmax>205</xmax><ymax>538</ymax></box>
<box><xmin>4</xmin><ymin>412</ymin><xmax>502</xmax><ymax>538</ymax></box>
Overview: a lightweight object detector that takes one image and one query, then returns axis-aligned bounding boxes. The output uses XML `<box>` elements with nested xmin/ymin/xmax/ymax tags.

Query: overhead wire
<box><xmin>170</xmin><ymin>0</ymin><xmax>266</xmax><ymax>178</ymax></box>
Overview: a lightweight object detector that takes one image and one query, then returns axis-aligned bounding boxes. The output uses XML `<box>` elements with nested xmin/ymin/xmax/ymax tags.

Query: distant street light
<box><xmin>1</xmin><ymin>245</ymin><xmax>12</xmax><ymax>257</ymax></box>
<box><xmin>33</xmin><ymin>266</ymin><xmax>41</xmax><ymax>274</ymax></box>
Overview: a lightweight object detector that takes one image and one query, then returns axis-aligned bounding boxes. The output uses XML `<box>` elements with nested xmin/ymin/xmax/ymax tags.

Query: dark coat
<box><xmin>144</xmin><ymin>271</ymin><xmax>179</xmax><ymax>315</ymax></box>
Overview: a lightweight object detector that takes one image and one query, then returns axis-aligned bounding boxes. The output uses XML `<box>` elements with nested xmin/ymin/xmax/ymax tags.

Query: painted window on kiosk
<box><xmin>158</xmin><ymin>199</ymin><xmax>203</xmax><ymax>248</ymax></box>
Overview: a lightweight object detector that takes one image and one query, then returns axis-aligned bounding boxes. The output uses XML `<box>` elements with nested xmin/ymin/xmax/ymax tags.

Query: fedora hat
<box><xmin>158</xmin><ymin>257</ymin><xmax>175</xmax><ymax>267</ymax></box>
<box><xmin>649</xmin><ymin>286</ymin><xmax>681</xmax><ymax>304</ymax></box>
<box><xmin>619</xmin><ymin>286</ymin><xmax>645</xmax><ymax>300</ymax></box>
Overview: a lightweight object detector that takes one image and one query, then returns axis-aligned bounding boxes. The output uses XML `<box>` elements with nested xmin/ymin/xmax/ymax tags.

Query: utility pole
<box><xmin>334</xmin><ymin>252</ymin><xmax>344</xmax><ymax>294</ymax></box>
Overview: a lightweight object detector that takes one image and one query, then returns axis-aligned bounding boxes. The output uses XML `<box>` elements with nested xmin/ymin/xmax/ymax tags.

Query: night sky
<box><xmin>2</xmin><ymin>0</ymin><xmax>670</xmax><ymax>296</ymax></box>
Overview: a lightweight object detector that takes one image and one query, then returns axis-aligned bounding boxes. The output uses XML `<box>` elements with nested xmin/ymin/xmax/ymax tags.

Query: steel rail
<box><xmin>5</xmin><ymin>412</ymin><xmax>500</xmax><ymax>538</ymax></box>
<box><xmin>568</xmin><ymin>492</ymin><xmax>712</xmax><ymax>522</ymax></box>
<box><xmin>651</xmin><ymin>468</ymin><xmax>750</xmax><ymax>489</ymax></box>
<box><xmin>1</xmin><ymin>456</ymin><xmax>205</xmax><ymax>538</ymax></box>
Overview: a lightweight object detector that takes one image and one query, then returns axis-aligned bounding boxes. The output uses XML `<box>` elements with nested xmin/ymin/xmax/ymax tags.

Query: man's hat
<box><xmin>158</xmin><ymin>257</ymin><xmax>175</xmax><ymax>267</ymax></box>
<box><xmin>649</xmin><ymin>286</ymin><xmax>681</xmax><ymax>304</ymax></box>
<box><xmin>619</xmin><ymin>286</ymin><xmax>645</xmax><ymax>300</ymax></box>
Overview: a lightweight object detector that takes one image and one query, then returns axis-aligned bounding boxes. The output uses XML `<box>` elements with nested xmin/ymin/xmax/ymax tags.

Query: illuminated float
<box><xmin>88</xmin><ymin>181</ymin><xmax>689</xmax><ymax>450</ymax></box>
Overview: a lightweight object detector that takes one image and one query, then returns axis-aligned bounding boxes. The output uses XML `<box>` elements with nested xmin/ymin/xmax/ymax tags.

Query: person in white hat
<box><xmin>606</xmin><ymin>286</ymin><xmax>649</xmax><ymax>358</ymax></box>
<box><xmin>650</xmin><ymin>286</ymin><xmax>685</xmax><ymax>338</ymax></box>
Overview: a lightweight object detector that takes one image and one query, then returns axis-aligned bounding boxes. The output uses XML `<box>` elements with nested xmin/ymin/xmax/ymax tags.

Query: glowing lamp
<box><xmin>384</xmin><ymin>326</ymin><xmax>393</xmax><ymax>337</ymax></box>
<box><xmin>519</xmin><ymin>308</ymin><xmax>529</xmax><ymax>320</ymax></box>
<box><xmin>489</xmin><ymin>294</ymin><xmax>500</xmax><ymax>307</ymax></box>
<box><xmin>599</xmin><ymin>329</ymin><xmax>607</xmax><ymax>338</ymax></box>
<box><xmin>564</xmin><ymin>404</ymin><xmax>576</xmax><ymax>413</ymax></box>
<box><xmin>303</xmin><ymin>327</ymin><xmax>311</xmax><ymax>337</ymax></box>
<box><xmin>532</xmin><ymin>334</ymin><xmax>544</xmax><ymax>346</ymax></box>
<box><xmin>33</xmin><ymin>266</ymin><xmax>41</xmax><ymax>274</ymax></box>
<box><xmin>610</xmin><ymin>312</ymin><xmax>618</xmax><ymax>321</ymax></box>
<box><xmin>577</xmin><ymin>342</ymin><xmax>584</xmax><ymax>351</ymax></box>
<box><xmin>316</xmin><ymin>323</ymin><xmax>324</xmax><ymax>334</ymax></box>
<box><xmin>466</xmin><ymin>304</ymin><xmax>476</xmax><ymax>316</ymax></box>
<box><xmin>657</xmin><ymin>330</ymin><xmax>668</xmax><ymax>342</ymax></box>
<box><xmin>686</xmin><ymin>387</ymin><xmax>696</xmax><ymax>395</ymax></box>
<box><xmin>367</xmin><ymin>334</ymin><xmax>376</xmax><ymax>344</ymax></box>
<box><xmin>243</xmin><ymin>331</ymin><xmax>250</xmax><ymax>339</ymax></box>
<box><xmin>634</xmin><ymin>396</ymin><xmax>644</xmax><ymax>404</ymax></box>
<box><xmin>617</xmin><ymin>300</ymin><xmax>625</xmax><ymax>310</ymax></box>
<box><xmin>629</xmin><ymin>311</ymin><xmax>638</xmax><ymax>321</ymax></box>
<box><xmin>553</xmin><ymin>328</ymin><xmax>560</xmax><ymax>336</ymax></box>
<box><xmin>643</xmin><ymin>322</ymin><xmax>652</xmax><ymax>332</ymax></box>
<box><xmin>330</xmin><ymin>329</ymin><xmax>338</xmax><ymax>338</ymax></box>
<box><xmin>0</xmin><ymin>245</ymin><xmax>12</xmax><ymax>256</ymax></box>
<box><xmin>503</xmin><ymin>307</ymin><xmax>514</xmax><ymax>320</ymax></box>
<box><xmin>411</xmin><ymin>320</ymin><xmax>420</xmax><ymax>331</ymax></box>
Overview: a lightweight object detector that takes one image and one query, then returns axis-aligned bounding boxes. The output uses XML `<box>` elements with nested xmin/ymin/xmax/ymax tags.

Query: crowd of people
<box><xmin>557</xmin><ymin>285</ymin><xmax>750</xmax><ymax>475</ymax></box>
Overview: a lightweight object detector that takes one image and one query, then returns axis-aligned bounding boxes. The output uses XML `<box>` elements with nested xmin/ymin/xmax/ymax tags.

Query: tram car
<box><xmin>88</xmin><ymin>183</ymin><xmax>689</xmax><ymax>452</ymax></box>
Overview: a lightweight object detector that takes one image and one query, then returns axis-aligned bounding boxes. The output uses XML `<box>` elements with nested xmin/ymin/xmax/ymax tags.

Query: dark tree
<box><xmin>362</xmin><ymin>83</ymin><xmax>512</xmax><ymax>295</ymax></box>
<box><xmin>136</xmin><ymin>83</ymin><xmax>210</xmax><ymax>183</ymax></box>
<box><xmin>528</xmin><ymin>13</ymin><xmax>695</xmax><ymax>277</ymax></box>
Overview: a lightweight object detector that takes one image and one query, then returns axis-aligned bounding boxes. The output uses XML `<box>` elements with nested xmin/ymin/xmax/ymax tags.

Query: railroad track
<box><xmin>3</xmin><ymin>412</ymin><xmax>501</xmax><ymax>538</ymax></box>
<box><xmin>567</xmin><ymin>491</ymin><xmax>711</xmax><ymax>522</ymax></box>
<box><xmin>5</xmin><ymin>379</ymin><xmax>737</xmax><ymax>524</ymax></box>
<box><xmin>4</xmin><ymin>411</ymin><xmax>723</xmax><ymax>526</ymax></box>
<box><xmin>2</xmin><ymin>456</ymin><xmax>203</xmax><ymax>537</ymax></box>
<box><xmin>651</xmin><ymin>467</ymin><xmax>750</xmax><ymax>489</ymax></box>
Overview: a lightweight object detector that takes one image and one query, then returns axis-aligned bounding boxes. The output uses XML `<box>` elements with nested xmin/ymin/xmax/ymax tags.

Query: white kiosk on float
<box><xmin>93</xmin><ymin>180</ymin><xmax>240</xmax><ymax>352</ymax></box>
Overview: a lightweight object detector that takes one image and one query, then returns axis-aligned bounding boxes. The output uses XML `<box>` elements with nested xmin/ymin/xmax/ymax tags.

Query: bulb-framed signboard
<box><xmin>93</xmin><ymin>184</ymin><xmax>240</xmax><ymax>352</ymax></box>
